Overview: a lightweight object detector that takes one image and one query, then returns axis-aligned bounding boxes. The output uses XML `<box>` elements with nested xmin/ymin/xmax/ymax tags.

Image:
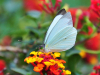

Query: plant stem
<box><xmin>74</xmin><ymin>16</ymin><xmax>79</xmax><ymax>29</ymax></box>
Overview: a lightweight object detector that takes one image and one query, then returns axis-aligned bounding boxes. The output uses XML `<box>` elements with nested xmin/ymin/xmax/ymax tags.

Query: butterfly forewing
<box><xmin>44</xmin><ymin>9</ymin><xmax>66</xmax><ymax>44</ymax></box>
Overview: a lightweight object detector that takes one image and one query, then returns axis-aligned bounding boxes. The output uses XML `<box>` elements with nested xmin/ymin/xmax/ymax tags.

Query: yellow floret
<box><xmin>44</xmin><ymin>62</ymin><xmax>53</xmax><ymax>67</ymax></box>
<box><xmin>30</xmin><ymin>51</ymin><xmax>37</xmax><ymax>56</ymax></box>
<box><xmin>63</xmin><ymin>70</ymin><xmax>71</xmax><ymax>75</ymax></box>
<box><xmin>53</xmin><ymin>52</ymin><xmax>61</xmax><ymax>58</ymax></box>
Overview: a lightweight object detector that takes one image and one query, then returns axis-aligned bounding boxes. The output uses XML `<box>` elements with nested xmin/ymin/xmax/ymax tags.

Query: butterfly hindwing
<box><xmin>45</xmin><ymin>27</ymin><xmax>77</xmax><ymax>52</ymax></box>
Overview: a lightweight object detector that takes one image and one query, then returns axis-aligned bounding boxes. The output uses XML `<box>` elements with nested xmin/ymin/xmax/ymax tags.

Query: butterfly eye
<box><xmin>40</xmin><ymin>47</ymin><xmax>43</xmax><ymax>49</ymax></box>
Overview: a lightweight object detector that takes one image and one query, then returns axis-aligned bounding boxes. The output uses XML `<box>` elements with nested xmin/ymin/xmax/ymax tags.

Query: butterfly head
<box><xmin>38</xmin><ymin>44</ymin><xmax>45</xmax><ymax>52</ymax></box>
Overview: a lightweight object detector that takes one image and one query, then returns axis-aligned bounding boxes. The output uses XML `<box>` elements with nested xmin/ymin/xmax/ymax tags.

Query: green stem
<box><xmin>43</xmin><ymin>72</ymin><xmax>45</xmax><ymax>75</ymax></box>
<box><xmin>98</xmin><ymin>54</ymin><xmax>100</xmax><ymax>62</ymax></box>
<box><xmin>76</xmin><ymin>45</ymin><xmax>100</xmax><ymax>54</ymax></box>
<box><xmin>74</xmin><ymin>15</ymin><xmax>79</xmax><ymax>29</ymax></box>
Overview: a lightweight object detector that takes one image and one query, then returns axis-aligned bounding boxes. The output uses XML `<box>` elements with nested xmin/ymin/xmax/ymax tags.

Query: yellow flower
<box><xmin>53</xmin><ymin>52</ymin><xmax>61</xmax><ymax>58</ymax></box>
<box><xmin>30</xmin><ymin>51</ymin><xmax>37</xmax><ymax>56</ymax></box>
<box><xmin>49</xmin><ymin>59</ymin><xmax>55</xmax><ymax>62</ymax></box>
<box><xmin>63</xmin><ymin>70</ymin><xmax>71</xmax><ymax>75</ymax></box>
<box><xmin>79</xmin><ymin>50</ymin><xmax>86</xmax><ymax>58</ymax></box>
<box><xmin>38</xmin><ymin>52</ymin><xmax>43</xmax><ymax>55</ymax></box>
<box><xmin>24</xmin><ymin>57</ymin><xmax>36</xmax><ymax>64</ymax></box>
<box><xmin>49</xmin><ymin>59</ymin><xmax>56</xmax><ymax>65</ymax></box>
<box><xmin>44</xmin><ymin>61</ymin><xmax>53</xmax><ymax>67</ymax></box>
<box><xmin>58</xmin><ymin>63</ymin><xmax>65</xmax><ymax>69</ymax></box>
<box><xmin>37</xmin><ymin>57</ymin><xmax>44</xmax><ymax>62</ymax></box>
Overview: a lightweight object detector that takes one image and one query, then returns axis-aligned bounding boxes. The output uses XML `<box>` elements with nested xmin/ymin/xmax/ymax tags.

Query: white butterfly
<box><xmin>43</xmin><ymin>9</ymin><xmax>77</xmax><ymax>52</ymax></box>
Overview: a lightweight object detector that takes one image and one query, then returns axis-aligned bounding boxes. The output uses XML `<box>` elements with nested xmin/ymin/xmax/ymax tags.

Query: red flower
<box><xmin>0</xmin><ymin>72</ymin><xmax>4</xmax><ymax>75</ymax></box>
<box><xmin>2</xmin><ymin>36</ymin><xmax>12</xmax><ymax>46</ymax></box>
<box><xmin>84</xmin><ymin>33</ymin><xmax>100</xmax><ymax>50</ymax></box>
<box><xmin>90</xmin><ymin>65</ymin><xmax>100</xmax><ymax>75</ymax></box>
<box><xmin>69</xmin><ymin>8</ymin><xmax>99</xmax><ymax>29</ymax></box>
<box><xmin>0</xmin><ymin>60</ymin><xmax>6</xmax><ymax>75</ymax></box>
<box><xmin>93</xmin><ymin>65</ymin><xmax>100</xmax><ymax>70</ymax></box>
<box><xmin>69</xmin><ymin>8</ymin><xmax>89</xmax><ymax>29</ymax></box>
<box><xmin>24</xmin><ymin>0</ymin><xmax>62</xmax><ymax>15</ymax></box>
<box><xmin>93</xmin><ymin>65</ymin><xmax>98</xmax><ymax>70</ymax></box>
<box><xmin>40</xmin><ymin>0</ymin><xmax>62</xmax><ymax>15</ymax></box>
<box><xmin>69</xmin><ymin>8</ymin><xmax>82</xmax><ymax>29</ymax></box>
<box><xmin>80</xmin><ymin>26</ymin><xmax>93</xmax><ymax>36</ymax></box>
<box><xmin>85</xmin><ymin>53</ymin><xmax>98</xmax><ymax>64</ymax></box>
<box><xmin>24</xmin><ymin>0</ymin><xmax>43</xmax><ymax>11</ymax></box>
<box><xmin>90</xmin><ymin>72</ymin><xmax>99</xmax><ymax>75</ymax></box>
<box><xmin>90</xmin><ymin>0</ymin><xmax>100</xmax><ymax>17</ymax></box>
<box><xmin>50</xmin><ymin>65</ymin><xmax>60</xmax><ymax>75</ymax></box>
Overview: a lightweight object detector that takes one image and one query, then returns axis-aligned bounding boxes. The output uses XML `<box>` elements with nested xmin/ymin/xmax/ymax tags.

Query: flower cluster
<box><xmin>90</xmin><ymin>0</ymin><xmax>100</xmax><ymax>17</ymax></box>
<box><xmin>24</xmin><ymin>0</ymin><xmax>62</xmax><ymax>15</ymax></box>
<box><xmin>40</xmin><ymin>0</ymin><xmax>62</xmax><ymax>15</ymax></box>
<box><xmin>24</xmin><ymin>51</ymin><xmax>71</xmax><ymax>75</ymax></box>
<box><xmin>90</xmin><ymin>65</ymin><xmax>100</xmax><ymax>75</ymax></box>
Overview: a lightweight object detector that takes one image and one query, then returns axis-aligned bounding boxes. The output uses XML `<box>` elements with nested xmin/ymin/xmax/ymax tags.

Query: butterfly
<box><xmin>40</xmin><ymin>9</ymin><xmax>77</xmax><ymax>52</ymax></box>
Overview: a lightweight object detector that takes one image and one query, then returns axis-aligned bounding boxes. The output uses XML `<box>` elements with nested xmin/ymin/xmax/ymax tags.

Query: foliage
<box><xmin>0</xmin><ymin>0</ymin><xmax>100</xmax><ymax>75</ymax></box>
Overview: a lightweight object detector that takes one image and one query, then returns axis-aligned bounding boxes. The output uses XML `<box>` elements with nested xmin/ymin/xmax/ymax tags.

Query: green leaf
<box><xmin>51</xmin><ymin>0</ymin><xmax>56</xmax><ymax>6</ymax></box>
<box><xmin>61</xmin><ymin>0</ymin><xmax>90</xmax><ymax>8</ymax></box>
<box><xmin>66</xmin><ymin>48</ymin><xmax>80</xmax><ymax>57</ymax></box>
<box><xmin>67</xmin><ymin>54</ymin><xmax>81</xmax><ymax>72</ymax></box>
<box><xmin>27</xmin><ymin>11</ymin><xmax>41</xmax><ymax>18</ymax></box>
<box><xmin>81</xmin><ymin>24</ymin><xmax>88</xmax><ymax>33</ymax></box>
<box><xmin>27</xmin><ymin>27</ymin><xmax>41</xmax><ymax>37</ymax></box>
<box><xmin>11</xmin><ymin>68</ymin><xmax>32</xmax><ymax>75</ymax></box>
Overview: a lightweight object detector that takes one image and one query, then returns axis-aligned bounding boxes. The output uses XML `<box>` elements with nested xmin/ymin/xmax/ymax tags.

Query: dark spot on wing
<box><xmin>56</xmin><ymin>9</ymin><xmax>66</xmax><ymax>16</ymax></box>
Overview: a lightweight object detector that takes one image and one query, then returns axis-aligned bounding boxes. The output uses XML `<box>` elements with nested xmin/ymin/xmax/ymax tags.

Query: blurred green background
<box><xmin>0</xmin><ymin>0</ymin><xmax>99</xmax><ymax>75</ymax></box>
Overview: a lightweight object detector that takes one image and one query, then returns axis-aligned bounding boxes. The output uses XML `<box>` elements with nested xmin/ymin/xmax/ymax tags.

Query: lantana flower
<box><xmin>24</xmin><ymin>51</ymin><xmax>71</xmax><ymax>75</ymax></box>
<box><xmin>90</xmin><ymin>65</ymin><xmax>100</xmax><ymax>75</ymax></box>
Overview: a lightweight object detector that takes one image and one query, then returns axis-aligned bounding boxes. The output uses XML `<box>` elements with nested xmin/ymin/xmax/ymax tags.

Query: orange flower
<box><xmin>33</xmin><ymin>64</ymin><xmax>44</xmax><ymax>72</ymax></box>
<box><xmin>50</xmin><ymin>65</ymin><xmax>59</xmax><ymax>75</ymax></box>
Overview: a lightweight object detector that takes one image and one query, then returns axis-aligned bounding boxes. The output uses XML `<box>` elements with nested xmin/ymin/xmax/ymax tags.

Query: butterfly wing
<box><xmin>44</xmin><ymin>9</ymin><xmax>66</xmax><ymax>44</ymax></box>
<box><xmin>45</xmin><ymin>27</ymin><xmax>77</xmax><ymax>52</ymax></box>
<box><xmin>44</xmin><ymin>10</ymin><xmax>77</xmax><ymax>52</ymax></box>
